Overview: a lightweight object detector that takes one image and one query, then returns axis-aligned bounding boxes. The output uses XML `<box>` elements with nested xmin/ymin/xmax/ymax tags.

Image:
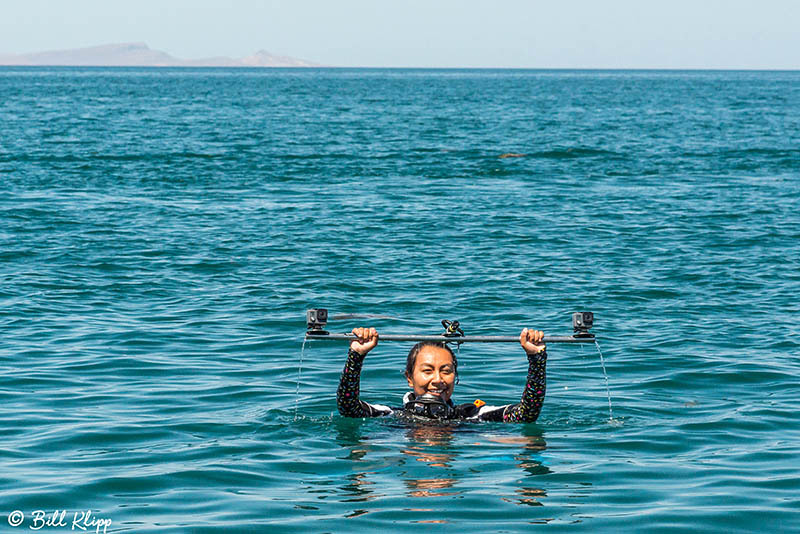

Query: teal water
<box><xmin>2</xmin><ymin>67</ymin><xmax>799</xmax><ymax>532</ymax></box>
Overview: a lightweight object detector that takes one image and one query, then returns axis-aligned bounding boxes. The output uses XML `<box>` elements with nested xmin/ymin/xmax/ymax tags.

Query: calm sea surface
<box><xmin>1</xmin><ymin>67</ymin><xmax>799</xmax><ymax>533</ymax></box>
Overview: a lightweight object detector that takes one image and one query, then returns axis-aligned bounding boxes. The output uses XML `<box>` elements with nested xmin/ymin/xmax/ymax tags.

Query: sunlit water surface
<box><xmin>1</xmin><ymin>68</ymin><xmax>799</xmax><ymax>532</ymax></box>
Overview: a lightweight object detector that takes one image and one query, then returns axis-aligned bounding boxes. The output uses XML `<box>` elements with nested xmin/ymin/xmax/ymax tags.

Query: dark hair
<box><xmin>405</xmin><ymin>342</ymin><xmax>459</xmax><ymax>384</ymax></box>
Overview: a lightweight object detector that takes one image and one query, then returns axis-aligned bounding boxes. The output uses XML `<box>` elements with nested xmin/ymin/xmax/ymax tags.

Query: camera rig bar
<box><xmin>304</xmin><ymin>309</ymin><xmax>595</xmax><ymax>344</ymax></box>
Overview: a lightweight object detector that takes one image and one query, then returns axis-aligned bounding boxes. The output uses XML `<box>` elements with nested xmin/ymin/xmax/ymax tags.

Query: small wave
<box><xmin>1</xmin><ymin>152</ymin><xmax>231</xmax><ymax>163</ymax></box>
<box><xmin>682</xmin><ymin>147</ymin><xmax>800</xmax><ymax>160</ymax></box>
<box><xmin>498</xmin><ymin>148</ymin><xmax>622</xmax><ymax>159</ymax></box>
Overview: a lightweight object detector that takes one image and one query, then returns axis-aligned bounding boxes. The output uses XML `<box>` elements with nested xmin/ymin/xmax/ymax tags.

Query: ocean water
<box><xmin>1</xmin><ymin>67</ymin><xmax>799</xmax><ymax>533</ymax></box>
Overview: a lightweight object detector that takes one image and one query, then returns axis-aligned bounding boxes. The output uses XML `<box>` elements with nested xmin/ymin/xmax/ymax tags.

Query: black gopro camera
<box><xmin>306</xmin><ymin>308</ymin><xmax>328</xmax><ymax>332</ymax></box>
<box><xmin>572</xmin><ymin>311</ymin><xmax>594</xmax><ymax>337</ymax></box>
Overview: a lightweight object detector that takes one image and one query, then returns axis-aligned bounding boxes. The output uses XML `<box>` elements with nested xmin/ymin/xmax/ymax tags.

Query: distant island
<box><xmin>0</xmin><ymin>42</ymin><xmax>321</xmax><ymax>67</ymax></box>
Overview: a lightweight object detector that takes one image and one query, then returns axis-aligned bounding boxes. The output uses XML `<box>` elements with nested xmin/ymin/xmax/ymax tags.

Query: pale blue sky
<box><xmin>2</xmin><ymin>0</ymin><xmax>798</xmax><ymax>68</ymax></box>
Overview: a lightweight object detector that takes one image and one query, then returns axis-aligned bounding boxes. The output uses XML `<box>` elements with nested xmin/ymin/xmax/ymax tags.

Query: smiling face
<box><xmin>406</xmin><ymin>345</ymin><xmax>456</xmax><ymax>402</ymax></box>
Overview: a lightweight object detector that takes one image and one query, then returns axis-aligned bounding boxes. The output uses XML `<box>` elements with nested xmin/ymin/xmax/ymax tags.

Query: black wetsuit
<box><xmin>337</xmin><ymin>348</ymin><xmax>547</xmax><ymax>422</ymax></box>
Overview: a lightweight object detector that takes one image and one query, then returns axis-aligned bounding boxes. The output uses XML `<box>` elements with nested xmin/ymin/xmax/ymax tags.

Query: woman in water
<box><xmin>337</xmin><ymin>327</ymin><xmax>547</xmax><ymax>422</ymax></box>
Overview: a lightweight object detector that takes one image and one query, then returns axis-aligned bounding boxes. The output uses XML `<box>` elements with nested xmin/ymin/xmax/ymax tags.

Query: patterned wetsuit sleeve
<box><xmin>336</xmin><ymin>349</ymin><xmax>373</xmax><ymax>418</ymax></box>
<box><xmin>502</xmin><ymin>350</ymin><xmax>547</xmax><ymax>423</ymax></box>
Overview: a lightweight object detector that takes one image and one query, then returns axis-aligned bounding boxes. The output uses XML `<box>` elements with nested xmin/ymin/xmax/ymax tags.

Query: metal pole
<box><xmin>305</xmin><ymin>332</ymin><xmax>594</xmax><ymax>344</ymax></box>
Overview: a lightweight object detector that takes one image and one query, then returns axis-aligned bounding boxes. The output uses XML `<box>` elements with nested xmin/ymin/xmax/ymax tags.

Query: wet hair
<box><xmin>405</xmin><ymin>342</ymin><xmax>459</xmax><ymax>384</ymax></box>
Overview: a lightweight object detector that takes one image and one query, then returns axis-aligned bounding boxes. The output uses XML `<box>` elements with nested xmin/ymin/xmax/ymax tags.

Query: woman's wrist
<box><xmin>349</xmin><ymin>347</ymin><xmax>368</xmax><ymax>358</ymax></box>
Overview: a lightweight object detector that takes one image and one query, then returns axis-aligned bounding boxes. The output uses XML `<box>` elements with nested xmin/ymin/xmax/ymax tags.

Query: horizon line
<box><xmin>1</xmin><ymin>65</ymin><xmax>799</xmax><ymax>72</ymax></box>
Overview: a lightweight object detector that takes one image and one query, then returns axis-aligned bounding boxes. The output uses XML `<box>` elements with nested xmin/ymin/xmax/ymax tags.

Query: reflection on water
<box><xmin>402</xmin><ymin>425</ymin><xmax>459</xmax><ymax>497</ymax></box>
<box><xmin>340</xmin><ymin>471</ymin><xmax>378</xmax><ymax>502</ymax></box>
<box><xmin>332</xmin><ymin>418</ymin><xmax>551</xmax><ymax>511</ymax></box>
<box><xmin>402</xmin><ymin>424</ymin><xmax>456</xmax><ymax>468</ymax></box>
<box><xmin>405</xmin><ymin>478</ymin><xmax>459</xmax><ymax>498</ymax></box>
<box><xmin>489</xmin><ymin>426</ymin><xmax>550</xmax><ymax>507</ymax></box>
<box><xmin>487</xmin><ymin>431</ymin><xmax>551</xmax><ymax>476</ymax></box>
<box><xmin>508</xmin><ymin>486</ymin><xmax>547</xmax><ymax>507</ymax></box>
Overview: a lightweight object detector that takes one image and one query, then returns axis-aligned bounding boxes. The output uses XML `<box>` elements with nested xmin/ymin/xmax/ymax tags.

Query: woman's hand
<box><xmin>520</xmin><ymin>328</ymin><xmax>546</xmax><ymax>354</ymax></box>
<box><xmin>350</xmin><ymin>327</ymin><xmax>379</xmax><ymax>356</ymax></box>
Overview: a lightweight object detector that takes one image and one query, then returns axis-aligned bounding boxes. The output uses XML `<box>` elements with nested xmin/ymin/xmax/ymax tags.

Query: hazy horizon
<box><xmin>2</xmin><ymin>0</ymin><xmax>799</xmax><ymax>69</ymax></box>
